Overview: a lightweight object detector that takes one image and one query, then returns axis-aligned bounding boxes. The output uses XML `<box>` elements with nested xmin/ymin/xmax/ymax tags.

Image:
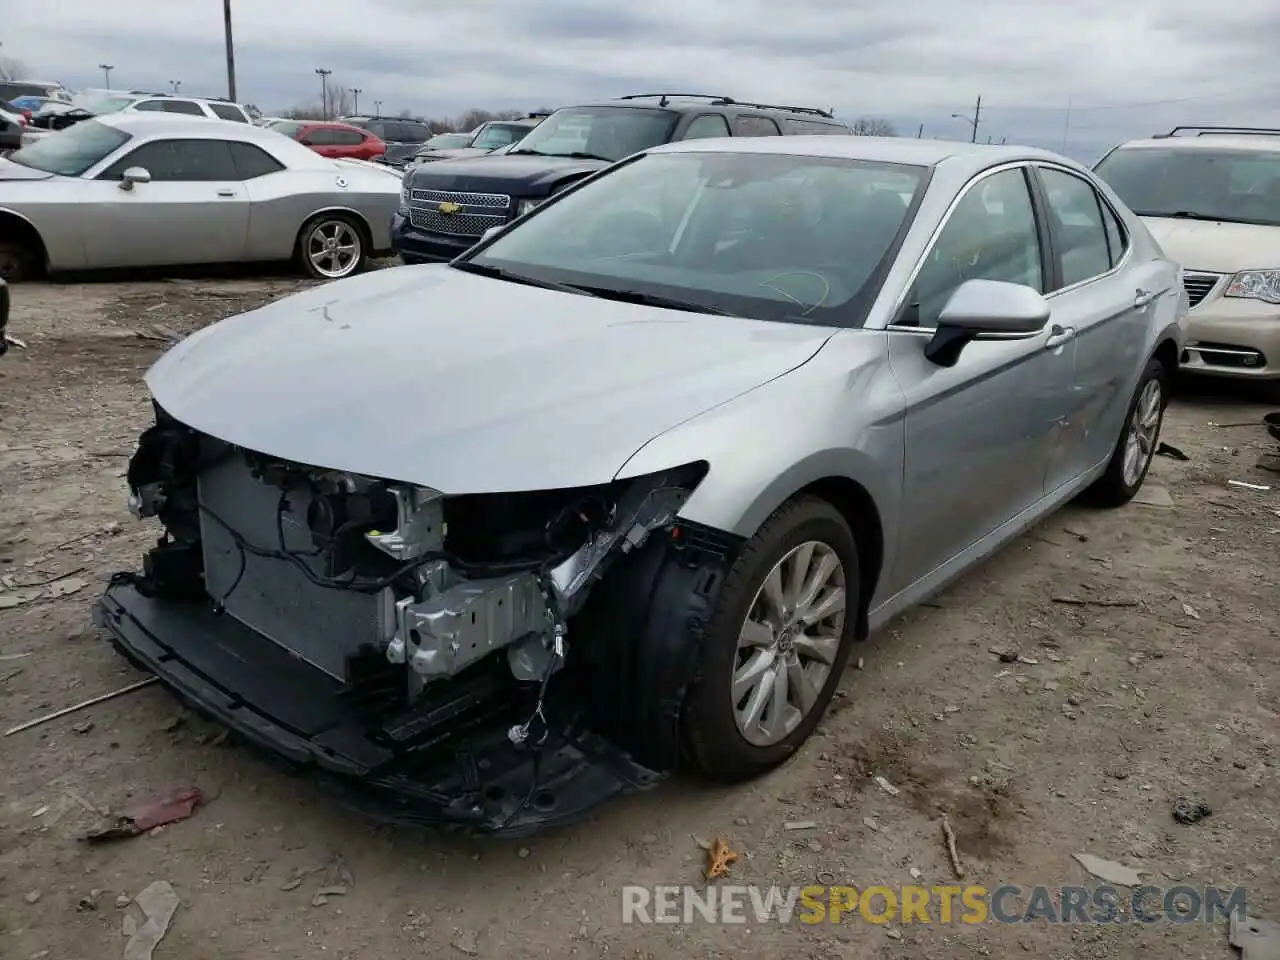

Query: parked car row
<box><xmin>92</xmin><ymin>117</ymin><xmax>1188</xmax><ymax>836</ymax></box>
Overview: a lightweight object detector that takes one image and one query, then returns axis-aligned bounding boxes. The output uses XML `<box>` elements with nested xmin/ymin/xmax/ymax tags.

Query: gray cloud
<box><xmin>8</xmin><ymin>0</ymin><xmax>1280</xmax><ymax>161</ymax></box>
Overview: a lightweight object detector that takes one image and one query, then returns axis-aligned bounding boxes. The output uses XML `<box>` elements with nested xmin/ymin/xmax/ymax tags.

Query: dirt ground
<box><xmin>1</xmin><ymin>273</ymin><xmax>1278</xmax><ymax>960</ymax></box>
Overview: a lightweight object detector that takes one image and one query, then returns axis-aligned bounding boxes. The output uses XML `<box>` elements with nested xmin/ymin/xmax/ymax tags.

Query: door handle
<box><xmin>1133</xmin><ymin>287</ymin><xmax>1157</xmax><ymax>308</ymax></box>
<box><xmin>216</xmin><ymin>189</ymin><xmax>235</xmax><ymax>198</ymax></box>
<box><xmin>1044</xmin><ymin>324</ymin><xmax>1076</xmax><ymax>349</ymax></box>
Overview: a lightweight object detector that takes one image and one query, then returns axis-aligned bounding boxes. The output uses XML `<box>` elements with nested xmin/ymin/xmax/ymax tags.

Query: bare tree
<box><xmin>849</xmin><ymin>117</ymin><xmax>897</xmax><ymax>137</ymax></box>
<box><xmin>281</xmin><ymin>85</ymin><xmax>358</xmax><ymax>121</ymax></box>
<box><xmin>0</xmin><ymin>57</ymin><xmax>30</xmax><ymax>81</ymax></box>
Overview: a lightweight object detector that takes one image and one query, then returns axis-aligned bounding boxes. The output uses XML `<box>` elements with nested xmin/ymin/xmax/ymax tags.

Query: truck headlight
<box><xmin>1225</xmin><ymin>269</ymin><xmax>1280</xmax><ymax>305</ymax></box>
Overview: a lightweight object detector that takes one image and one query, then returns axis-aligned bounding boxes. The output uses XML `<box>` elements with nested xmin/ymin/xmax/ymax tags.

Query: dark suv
<box><xmin>343</xmin><ymin>115</ymin><xmax>434</xmax><ymax>168</ymax></box>
<box><xmin>391</xmin><ymin>93</ymin><xmax>850</xmax><ymax>263</ymax></box>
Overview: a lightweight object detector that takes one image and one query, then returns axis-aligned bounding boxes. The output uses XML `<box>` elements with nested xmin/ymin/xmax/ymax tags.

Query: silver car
<box><xmin>96</xmin><ymin>136</ymin><xmax>1185</xmax><ymax>834</ymax></box>
<box><xmin>0</xmin><ymin>113</ymin><xmax>401</xmax><ymax>281</ymax></box>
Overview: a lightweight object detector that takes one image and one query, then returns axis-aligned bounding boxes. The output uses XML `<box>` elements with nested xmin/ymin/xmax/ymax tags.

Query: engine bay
<box><xmin>115</xmin><ymin>405</ymin><xmax>717</xmax><ymax>797</ymax></box>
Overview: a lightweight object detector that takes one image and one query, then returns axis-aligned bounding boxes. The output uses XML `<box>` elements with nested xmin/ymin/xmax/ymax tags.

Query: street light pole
<box><xmin>352</xmin><ymin>88</ymin><xmax>362</xmax><ymax>114</ymax></box>
<box><xmin>374</xmin><ymin>99</ymin><xmax>383</xmax><ymax>115</ymax></box>
<box><xmin>950</xmin><ymin>95</ymin><xmax>982</xmax><ymax>143</ymax></box>
<box><xmin>99</xmin><ymin>64</ymin><xmax>114</xmax><ymax>88</ymax></box>
<box><xmin>169</xmin><ymin>80</ymin><xmax>182</xmax><ymax>95</ymax></box>
<box><xmin>315</xmin><ymin>68</ymin><xmax>332</xmax><ymax>120</ymax></box>
<box><xmin>223</xmin><ymin>0</ymin><xmax>237</xmax><ymax>101</ymax></box>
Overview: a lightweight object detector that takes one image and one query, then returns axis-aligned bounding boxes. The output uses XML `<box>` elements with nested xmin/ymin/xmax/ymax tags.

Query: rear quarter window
<box><xmin>734</xmin><ymin>115</ymin><xmax>781</xmax><ymax>136</ymax></box>
<box><xmin>209</xmin><ymin>103</ymin><xmax>249</xmax><ymax>123</ymax></box>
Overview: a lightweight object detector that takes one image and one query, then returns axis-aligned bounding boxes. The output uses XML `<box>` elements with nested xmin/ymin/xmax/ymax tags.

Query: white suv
<box><xmin>123</xmin><ymin>96</ymin><xmax>252</xmax><ymax>123</ymax></box>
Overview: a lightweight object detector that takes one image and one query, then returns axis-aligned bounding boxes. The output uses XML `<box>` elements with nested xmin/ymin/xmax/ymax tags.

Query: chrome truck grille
<box><xmin>408</xmin><ymin>187</ymin><xmax>510</xmax><ymax>238</ymax></box>
<box><xmin>1182</xmin><ymin>271</ymin><xmax>1222</xmax><ymax>309</ymax></box>
<box><xmin>198</xmin><ymin>456</ymin><xmax>389</xmax><ymax>681</ymax></box>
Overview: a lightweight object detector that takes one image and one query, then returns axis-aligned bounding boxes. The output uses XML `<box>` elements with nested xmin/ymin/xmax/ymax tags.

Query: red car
<box><xmin>275</xmin><ymin>120</ymin><xmax>385</xmax><ymax>161</ymax></box>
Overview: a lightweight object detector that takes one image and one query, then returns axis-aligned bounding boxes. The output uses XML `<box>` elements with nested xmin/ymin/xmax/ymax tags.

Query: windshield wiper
<box><xmin>449</xmin><ymin>260</ymin><xmax>598</xmax><ymax>297</ymax></box>
<box><xmin>566</xmin><ymin>286</ymin><xmax>738</xmax><ymax>316</ymax></box>
<box><xmin>1136</xmin><ymin>210</ymin><xmax>1227</xmax><ymax>223</ymax></box>
<box><xmin>507</xmin><ymin>148</ymin><xmax>613</xmax><ymax>163</ymax></box>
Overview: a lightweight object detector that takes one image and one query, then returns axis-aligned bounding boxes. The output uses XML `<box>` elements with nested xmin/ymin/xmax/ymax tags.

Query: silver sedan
<box><xmin>98</xmin><ymin>135</ymin><xmax>1186</xmax><ymax>832</ymax></box>
<box><xmin>0</xmin><ymin>113</ymin><xmax>402</xmax><ymax>281</ymax></box>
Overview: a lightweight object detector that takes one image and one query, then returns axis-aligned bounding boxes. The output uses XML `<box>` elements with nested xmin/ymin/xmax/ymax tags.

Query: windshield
<box><xmin>9</xmin><ymin>119</ymin><xmax>131</xmax><ymax>176</ymax></box>
<box><xmin>471</xmin><ymin>122</ymin><xmax>531</xmax><ymax>150</ymax></box>
<box><xmin>508</xmin><ymin>106</ymin><xmax>677</xmax><ymax>162</ymax></box>
<box><xmin>270</xmin><ymin>121</ymin><xmax>306</xmax><ymax>139</ymax></box>
<box><xmin>423</xmin><ymin>132</ymin><xmax>470</xmax><ymax>151</ymax></box>
<box><xmin>465</xmin><ymin>151</ymin><xmax>926</xmax><ymax>325</ymax></box>
<box><xmin>76</xmin><ymin>93</ymin><xmax>139</xmax><ymax>115</ymax></box>
<box><xmin>1094</xmin><ymin>146</ymin><xmax>1280</xmax><ymax>227</ymax></box>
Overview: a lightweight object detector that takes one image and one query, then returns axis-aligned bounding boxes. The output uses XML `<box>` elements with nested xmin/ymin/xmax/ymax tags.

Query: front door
<box><xmin>886</xmin><ymin>165</ymin><xmax>1075</xmax><ymax>595</ymax></box>
<box><xmin>84</xmin><ymin>138</ymin><xmax>249</xmax><ymax>268</ymax></box>
<box><xmin>1033</xmin><ymin>165</ymin><xmax>1164</xmax><ymax>486</ymax></box>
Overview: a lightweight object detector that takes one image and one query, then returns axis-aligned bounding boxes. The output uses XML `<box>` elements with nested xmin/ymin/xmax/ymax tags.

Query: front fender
<box><xmin>615</xmin><ymin>329</ymin><xmax>905</xmax><ymax>554</ymax></box>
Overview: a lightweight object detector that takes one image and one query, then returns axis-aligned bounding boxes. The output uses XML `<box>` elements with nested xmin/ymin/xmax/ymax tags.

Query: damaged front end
<box><xmin>95</xmin><ymin>405</ymin><xmax>740</xmax><ymax>835</ymax></box>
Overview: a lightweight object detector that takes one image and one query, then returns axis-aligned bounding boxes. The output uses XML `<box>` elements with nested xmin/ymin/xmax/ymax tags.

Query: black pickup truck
<box><xmin>391</xmin><ymin>93</ymin><xmax>849</xmax><ymax>264</ymax></box>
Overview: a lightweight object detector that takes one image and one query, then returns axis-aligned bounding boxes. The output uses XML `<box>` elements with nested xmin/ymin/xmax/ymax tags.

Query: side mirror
<box><xmin>299</xmin><ymin>138</ymin><xmax>313</xmax><ymax>147</ymax></box>
<box><xmin>924</xmin><ymin>279</ymin><xmax>1050</xmax><ymax>367</ymax></box>
<box><xmin>119</xmin><ymin>166</ymin><xmax>152</xmax><ymax>191</ymax></box>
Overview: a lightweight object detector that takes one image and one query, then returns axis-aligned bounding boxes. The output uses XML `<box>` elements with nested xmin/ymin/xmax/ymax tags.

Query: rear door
<box><xmin>1030</xmin><ymin>164</ymin><xmax>1162</xmax><ymax>488</ymax></box>
<box><xmin>84</xmin><ymin>138</ymin><xmax>249</xmax><ymax>267</ymax></box>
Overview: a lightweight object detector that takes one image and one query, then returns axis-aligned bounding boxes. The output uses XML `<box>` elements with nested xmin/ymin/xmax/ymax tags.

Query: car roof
<box><xmin>95</xmin><ymin>112</ymin><xmax>306</xmax><ymax>145</ymax></box>
<box><xmin>648</xmin><ymin>134</ymin><xmax>1081</xmax><ymax>175</ymax></box>
<box><xmin>1110</xmin><ymin>134</ymin><xmax>1280</xmax><ymax>154</ymax></box>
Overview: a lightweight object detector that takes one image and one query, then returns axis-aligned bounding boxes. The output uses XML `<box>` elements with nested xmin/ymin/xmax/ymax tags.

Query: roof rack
<box><xmin>1157</xmin><ymin>125</ymin><xmax>1280</xmax><ymax>138</ymax></box>
<box><xmin>617</xmin><ymin>93</ymin><xmax>833</xmax><ymax>118</ymax></box>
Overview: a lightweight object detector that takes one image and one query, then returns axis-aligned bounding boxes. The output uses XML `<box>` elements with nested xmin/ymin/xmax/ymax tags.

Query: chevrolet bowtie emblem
<box><xmin>438</xmin><ymin>201</ymin><xmax>461</xmax><ymax>214</ymax></box>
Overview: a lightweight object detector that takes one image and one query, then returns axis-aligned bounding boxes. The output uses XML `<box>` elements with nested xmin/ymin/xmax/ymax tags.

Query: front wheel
<box><xmin>296</xmin><ymin>214</ymin><xmax>366</xmax><ymax>280</ymax></box>
<box><xmin>681</xmin><ymin>496</ymin><xmax>860</xmax><ymax>782</ymax></box>
<box><xmin>1083</xmin><ymin>356</ymin><xmax>1168</xmax><ymax>507</ymax></box>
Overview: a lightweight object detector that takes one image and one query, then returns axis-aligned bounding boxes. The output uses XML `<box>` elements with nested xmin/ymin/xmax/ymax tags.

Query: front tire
<box><xmin>1083</xmin><ymin>356</ymin><xmax>1168</xmax><ymax>507</ymax></box>
<box><xmin>296</xmin><ymin>213</ymin><xmax>366</xmax><ymax>280</ymax></box>
<box><xmin>681</xmin><ymin>496</ymin><xmax>860</xmax><ymax>782</ymax></box>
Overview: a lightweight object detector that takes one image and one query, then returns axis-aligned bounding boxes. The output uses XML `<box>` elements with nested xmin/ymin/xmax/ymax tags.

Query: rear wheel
<box><xmin>0</xmin><ymin>239</ymin><xmax>38</xmax><ymax>282</ymax></box>
<box><xmin>296</xmin><ymin>214</ymin><xmax>366</xmax><ymax>280</ymax></box>
<box><xmin>1083</xmin><ymin>356</ymin><xmax>1168</xmax><ymax>507</ymax></box>
<box><xmin>681</xmin><ymin>496</ymin><xmax>860</xmax><ymax>781</ymax></box>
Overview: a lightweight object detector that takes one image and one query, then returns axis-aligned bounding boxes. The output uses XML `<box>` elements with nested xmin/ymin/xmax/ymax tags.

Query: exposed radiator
<box><xmin>198</xmin><ymin>455</ymin><xmax>390</xmax><ymax>680</ymax></box>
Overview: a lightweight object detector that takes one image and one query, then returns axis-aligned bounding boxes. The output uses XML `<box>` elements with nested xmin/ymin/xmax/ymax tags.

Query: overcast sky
<box><xmin>8</xmin><ymin>0</ymin><xmax>1280</xmax><ymax>162</ymax></box>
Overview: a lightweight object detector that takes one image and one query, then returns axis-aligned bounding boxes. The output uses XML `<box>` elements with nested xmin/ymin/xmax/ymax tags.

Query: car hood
<box><xmin>145</xmin><ymin>265</ymin><xmax>833</xmax><ymax>493</ymax></box>
<box><xmin>0</xmin><ymin>158</ymin><xmax>55</xmax><ymax>181</ymax></box>
<box><xmin>405</xmin><ymin>153</ymin><xmax>606</xmax><ymax>196</ymax></box>
<box><xmin>1142</xmin><ymin>216</ymin><xmax>1280</xmax><ymax>275</ymax></box>
<box><xmin>416</xmin><ymin>147</ymin><xmax>491</xmax><ymax>162</ymax></box>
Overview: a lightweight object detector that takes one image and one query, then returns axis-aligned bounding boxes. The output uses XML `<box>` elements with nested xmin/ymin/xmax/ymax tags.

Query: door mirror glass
<box><xmin>119</xmin><ymin>166</ymin><xmax>151</xmax><ymax>190</ymax></box>
<box><xmin>925</xmin><ymin>279</ymin><xmax>1051</xmax><ymax>367</ymax></box>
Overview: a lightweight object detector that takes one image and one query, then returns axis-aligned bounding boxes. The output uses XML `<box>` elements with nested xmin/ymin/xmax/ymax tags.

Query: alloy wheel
<box><xmin>306</xmin><ymin>220</ymin><xmax>361</xmax><ymax>279</ymax></box>
<box><xmin>732</xmin><ymin>540</ymin><xmax>847</xmax><ymax>747</ymax></box>
<box><xmin>1122</xmin><ymin>379</ymin><xmax>1162</xmax><ymax>488</ymax></box>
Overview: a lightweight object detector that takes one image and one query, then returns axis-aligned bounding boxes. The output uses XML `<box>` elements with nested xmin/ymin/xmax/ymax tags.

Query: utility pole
<box><xmin>352</xmin><ymin>88</ymin><xmax>362</xmax><ymax>114</ymax></box>
<box><xmin>1060</xmin><ymin>95</ymin><xmax>1073</xmax><ymax>153</ymax></box>
<box><xmin>916</xmin><ymin>123</ymin><xmax>924</xmax><ymax>139</ymax></box>
<box><xmin>99</xmin><ymin>63</ymin><xmax>114</xmax><ymax>88</ymax></box>
<box><xmin>223</xmin><ymin>0</ymin><xmax>237</xmax><ymax>101</ymax></box>
<box><xmin>315</xmin><ymin>68</ymin><xmax>332</xmax><ymax>119</ymax></box>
